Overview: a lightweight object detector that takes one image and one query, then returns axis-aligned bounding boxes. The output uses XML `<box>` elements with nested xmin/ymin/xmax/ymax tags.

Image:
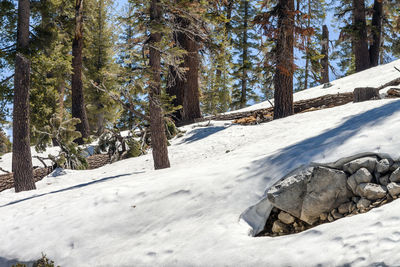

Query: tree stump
<box><xmin>353</xmin><ymin>87</ymin><xmax>380</xmax><ymax>102</ymax></box>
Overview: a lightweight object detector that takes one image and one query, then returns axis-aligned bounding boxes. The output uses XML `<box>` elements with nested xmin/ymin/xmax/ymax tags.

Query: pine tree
<box><xmin>352</xmin><ymin>0</ymin><xmax>369</xmax><ymax>72</ymax></box>
<box><xmin>13</xmin><ymin>0</ymin><xmax>36</xmax><ymax>192</ymax></box>
<box><xmin>273</xmin><ymin>0</ymin><xmax>295</xmax><ymax>119</ymax></box>
<box><xmin>29</xmin><ymin>0</ymin><xmax>73</xmax><ymax>142</ymax></box>
<box><xmin>149</xmin><ymin>0</ymin><xmax>170</xmax><ymax>169</ymax></box>
<box><xmin>84</xmin><ymin>0</ymin><xmax>120</xmax><ymax>136</ymax></box>
<box><xmin>321</xmin><ymin>24</ymin><xmax>329</xmax><ymax>84</ymax></box>
<box><xmin>294</xmin><ymin>0</ymin><xmax>327</xmax><ymax>90</ymax></box>
<box><xmin>71</xmin><ymin>0</ymin><xmax>90</xmax><ymax>144</ymax></box>
<box><xmin>230</xmin><ymin>0</ymin><xmax>261</xmax><ymax>109</ymax></box>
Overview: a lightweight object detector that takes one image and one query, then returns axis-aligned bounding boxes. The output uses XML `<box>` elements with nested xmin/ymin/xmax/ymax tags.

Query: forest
<box><xmin>1</xmin><ymin>0</ymin><xmax>400</xmax><ymax>193</ymax></box>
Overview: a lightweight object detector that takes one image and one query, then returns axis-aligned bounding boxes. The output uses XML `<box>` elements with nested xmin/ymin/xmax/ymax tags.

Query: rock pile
<box><xmin>260</xmin><ymin>154</ymin><xmax>400</xmax><ymax>237</ymax></box>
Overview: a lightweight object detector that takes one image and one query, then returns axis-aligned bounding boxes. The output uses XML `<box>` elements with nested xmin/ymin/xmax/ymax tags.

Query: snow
<box><xmin>227</xmin><ymin>59</ymin><xmax>400</xmax><ymax>113</ymax></box>
<box><xmin>1</xmin><ymin>60</ymin><xmax>400</xmax><ymax>266</ymax></box>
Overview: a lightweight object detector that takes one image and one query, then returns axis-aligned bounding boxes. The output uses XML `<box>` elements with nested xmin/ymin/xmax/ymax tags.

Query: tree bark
<box><xmin>321</xmin><ymin>25</ymin><xmax>330</xmax><ymax>84</ymax></box>
<box><xmin>72</xmin><ymin>0</ymin><xmax>89</xmax><ymax>144</ymax></box>
<box><xmin>273</xmin><ymin>0</ymin><xmax>294</xmax><ymax>119</ymax></box>
<box><xmin>369</xmin><ymin>0</ymin><xmax>383</xmax><ymax>67</ymax></box>
<box><xmin>181</xmin><ymin>24</ymin><xmax>201</xmax><ymax>122</ymax></box>
<box><xmin>352</xmin><ymin>0</ymin><xmax>370</xmax><ymax>72</ymax></box>
<box><xmin>240</xmin><ymin>0</ymin><xmax>249</xmax><ymax>109</ymax></box>
<box><xmin>149</xmin><ymin>0</ymin><xmax>170</xmax><ymax>170</ymax></box>
<box><xmin>12</xmin><ymin>0</ymin><xmax>36</xmax><ymax>192</ymax></box>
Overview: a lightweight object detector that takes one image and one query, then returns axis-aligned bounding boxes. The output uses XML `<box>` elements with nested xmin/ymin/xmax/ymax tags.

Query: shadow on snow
<box><xmin>246</xmin><ymin>100</ymin><xmax>400</xmax><ymax>187</ymax></box>
<box><xmin>0</xmin><ymin>172</ymin><xmax>143</xmax><ymax>208</ymax></box>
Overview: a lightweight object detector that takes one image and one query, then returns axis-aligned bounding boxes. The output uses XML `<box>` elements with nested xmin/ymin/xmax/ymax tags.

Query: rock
<box><xmin>390</xmin><ymin>162</ymin><xmax>400</xmax><ymax>172</ymax></box>
<box><xmin>300</xmin><ymin>166</ymin><xmax>352</xmax><ymax>224</ymax></box>
<box><xmin>350</xmin><ymin>167</ymin><xmax>373</xmax><ymax>185</ymax></box>
<box><xmin>352</xmin><ymin>196</ymin><xmax>360</xmax><ymax>203</ymax></box>
<box><xmin>338</xmin><ymin>202</ymin><xmax>353</xmax><ymax>214</ymax></box>
<box><xmin>331</xmin><ymin>209</ymin><xmax>343</xmax><ymax>219</ymax></box>
<box><xmin>327</xmin><ymin>214</ymin><xmax>334</xmax><ymax>222</ymax></box>
<box><xmin>343</xmin><ymin>157</ymin><xmax>377</xmax><ymax>174</ymax></box>
<box><xmin>357</xmin><ymin>198</ymin><xmax>371</xmax><ymax>209</ymax></box>
<box><xmin>267</xmin><ymin>168</ymin><xmax>312</xmax><ymax>218</ymax></box>
<box><xmin>320</xmin><ymin>212</ymin><xmax>328</xmax><ymax>221</ymax></box>
<box><xmin>356</xmin><ymin>183</ymin><xmax>387</xmax><ymax>200</ymax></box>
<box><xmin>347</xmin><ymin>175</ymin><xmax>358</xmax><ymax>194</ymax></box>
<box><xmin>278</xmin><ymin>211</ymin><xmax>295</xmax><ymax>225</ymax></box>
<box><xmin>376</xmin><ymin>159</ymin><xmax>391</xmax><ymax>174</ymax></box>
<box><xmin>387</xmin><ymin>182</ymin><xmax>400</xmax><ymax>197</ymax></box>
<box><xmin>272</xmin><ymin>220</ymin><xmax>289</xmax><ymax>234</ymax></box>
<box><xmin>379</xmin><ymin>175</ymin><xmax>390</xmax><ymax>186</ymax></box>
<box><xmin>390</xmin><ymin>167</ymin><xmax>400</xmax><ymax>182</ymax></box>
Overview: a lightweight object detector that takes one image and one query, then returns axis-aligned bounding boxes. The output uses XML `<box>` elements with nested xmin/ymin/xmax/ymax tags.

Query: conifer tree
<box><xmin>29</xmin><ymin>0</ymin><xmax>73</xmax><ymax>141</ymax></box>
<box><xmin>352</xmin><ymin>0</ymin><xmax>369</xmax><ymax>72</ymax></box>
<box><xmin>84</xmin><ymin>0</ymin><xmax>120</xmax><ymax>135</ymax></box>
<box><xmin>230</xmin><ymin>0</ymin><xmax>261</xmax><ymax>109</ymax></box>
<box><xmin>72</xmin><ymin>0</ymin><xmax>90</xmax><ymax>144</ymax></box>
<box><xmin>321</xmin><ymin>24</ymin><xmax>329</xmax><ymax>84</ymax></box>
<box><xmin>13</xmin><ymin>0</ymin><xmax>36</xmax><ymax>192</ymax></box>
<box><xmin>273</xmin><ymin>0</ymin><xmax>295</xmax><ymax>119</ymax></box>
<box><xmin>149</xmin><ymin>0</ymin><xmax>170</xmax><ymax>169</ymax></box>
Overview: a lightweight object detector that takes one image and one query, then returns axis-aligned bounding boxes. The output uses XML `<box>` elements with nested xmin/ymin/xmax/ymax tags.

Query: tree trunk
<box><xmin>181</xmin><ymin>25</ymin><xmax>201</xmax><ymax>122</ymax></box>
<box><xmin>321</xmin><ymin>25</ymin><xmax>330</xmax><ymax>84</ymax></box>
<box><xmin>352</xmin><ymin>0</ymin><xmax>370</xmax><ymax>72</ymax></box>
<box><xmin>149</xmin><ymin>0</ymin><xmax>170</xmax><ymax>170</ymax></box>
<box><xmin>72</xmin><ymin>0</ymin><xmax>89</xmax><ymax>144</ymax></box>
<box><xmin>304</xmin><ymin>0</ymin><xmax>312</xmax><ymax>90</ymax></box>
<box><xmin>353</xmin><ymin>87</ymin><xmax>379</xmax><ymax>102</ymax></box>
<box><xmin>240</xmin><ymin>0</ymin><xmax>249</xmax><ymax>109</ymax></box>
<box><xmin>12</xmin><ymin>0</ymin><xmax>36</xmax><ymax>192</ymax></box>
<box><xmin>369</xmin><ymin>0</ymin><xmax>383</xmax><ymax>67</ymax></box>
<box><xmin>166</xmin><ymin>64</ymin><xmax>185</xmax><ymax>121</ymax></box>
<box><xmin>273</xmin><ymin>0</ymin><xmax>294</xmax><ymax>119</ymax></box>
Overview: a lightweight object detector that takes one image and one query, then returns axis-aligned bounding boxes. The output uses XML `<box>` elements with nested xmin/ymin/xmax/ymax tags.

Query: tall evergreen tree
<box><xmin>273</xmin><ymin>0</ymin><xmax>295</xmax><ymax>119</ymax></box>
<box><xmin>369</xmin><ymin>0</ymin><xmax>383</xmax><ymax>67</ymax></box>
<box><xmin>321</xmin><ymin>24</ymin><xmax>330</xmax><ymax>83</ymax></box>
<box><xmin>71</xmin><ymin>0</ymin><xmax>90</xmax><ymax>144</ymax></box>
<box><xmin>149</xmin><ymin>0</ymin><xmax>170</xmax><ymax>169</ymax></box>
<box><xmin>84</xmin><ymin>0</ymin><xmax>120</xmax><ymax>135</ymax></box>
<box><xmin>352</xmin><ymin>0</ymin><xmax>370</xmax><ymax>72</ymax></box>
<box><xmin>13</xmin><ymin>0</ymin><xmax>36</xmax><ymax>192</ymax></box>
<box><xmin>230</xmin><ymin>0</ymin><xmax>261</xmax><ymax>109</ymax></box>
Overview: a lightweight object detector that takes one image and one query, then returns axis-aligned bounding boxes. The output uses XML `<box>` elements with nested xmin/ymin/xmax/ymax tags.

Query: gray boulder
<box><xmin>387</xmin><ymin>182</ymin><xmax>400</xmax><ymax>197</ymax></box>
<box><xmin>376</xmin><ymin>159</ymin><xmax>391</xmax><ymax>174</ymax></box>
<box><xmin>343</xmin><ymin>157</ymin><xmax>377</xmax><ymax>174</ymax></box>
<box><xmin>267</xmin><ymin>169</ymin><xmax>311</xmax><ymax>218</ymax></box>
<box><xmin>355</xmin><ymin>183</ymin><xmax>387</xmax><ymax>200</ymax></box>
<box><xmin>300</xmin><ymin>166</ymin><xmax>352</xmax><ymax>224</ymax></box>
<box><xmin>390</xmin><ymin>167</ymin><xmax>400</xmax><ymax>182</ymax></box>
<box><xmin>349</xmin><ymin>167</ymin><xmax>373</xmax><ymax>186</ymax></box>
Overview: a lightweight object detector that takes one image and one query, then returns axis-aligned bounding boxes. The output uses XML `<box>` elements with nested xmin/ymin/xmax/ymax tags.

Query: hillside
<box><xmin>1</xmin><ymin>60</ymin><xmax>400</xmax><ymax>266</ymax></box>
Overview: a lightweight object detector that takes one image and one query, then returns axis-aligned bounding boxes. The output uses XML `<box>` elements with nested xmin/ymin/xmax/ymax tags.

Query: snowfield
<box><xmin>1</xmin><ymin>60</ymin><xmax>400</xmax><ymax>266</ymax></box>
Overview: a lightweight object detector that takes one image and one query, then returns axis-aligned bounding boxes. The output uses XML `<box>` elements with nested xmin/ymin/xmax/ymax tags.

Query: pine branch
<box><xmin>90</xmin><ymin>80</ymin><xmax>150</xmax><ymax>122</ymax></box>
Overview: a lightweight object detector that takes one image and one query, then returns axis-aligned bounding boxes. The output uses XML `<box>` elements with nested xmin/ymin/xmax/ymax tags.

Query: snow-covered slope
<box><xmin>228</xmin><ymin>59</ymin><xmax>400</xmax><ymax>113</ymax></box>
<box><xmin>1</xmin><ymin>61</ymin><xmax>400</xmax><ymax>266</ymax></box>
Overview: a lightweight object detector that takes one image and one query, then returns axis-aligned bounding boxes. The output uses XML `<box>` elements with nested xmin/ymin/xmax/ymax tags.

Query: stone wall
<box><xmin>258</xmin><ymin>153</ymin><xmax>400</xmax><ymax>237</ymax></box>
